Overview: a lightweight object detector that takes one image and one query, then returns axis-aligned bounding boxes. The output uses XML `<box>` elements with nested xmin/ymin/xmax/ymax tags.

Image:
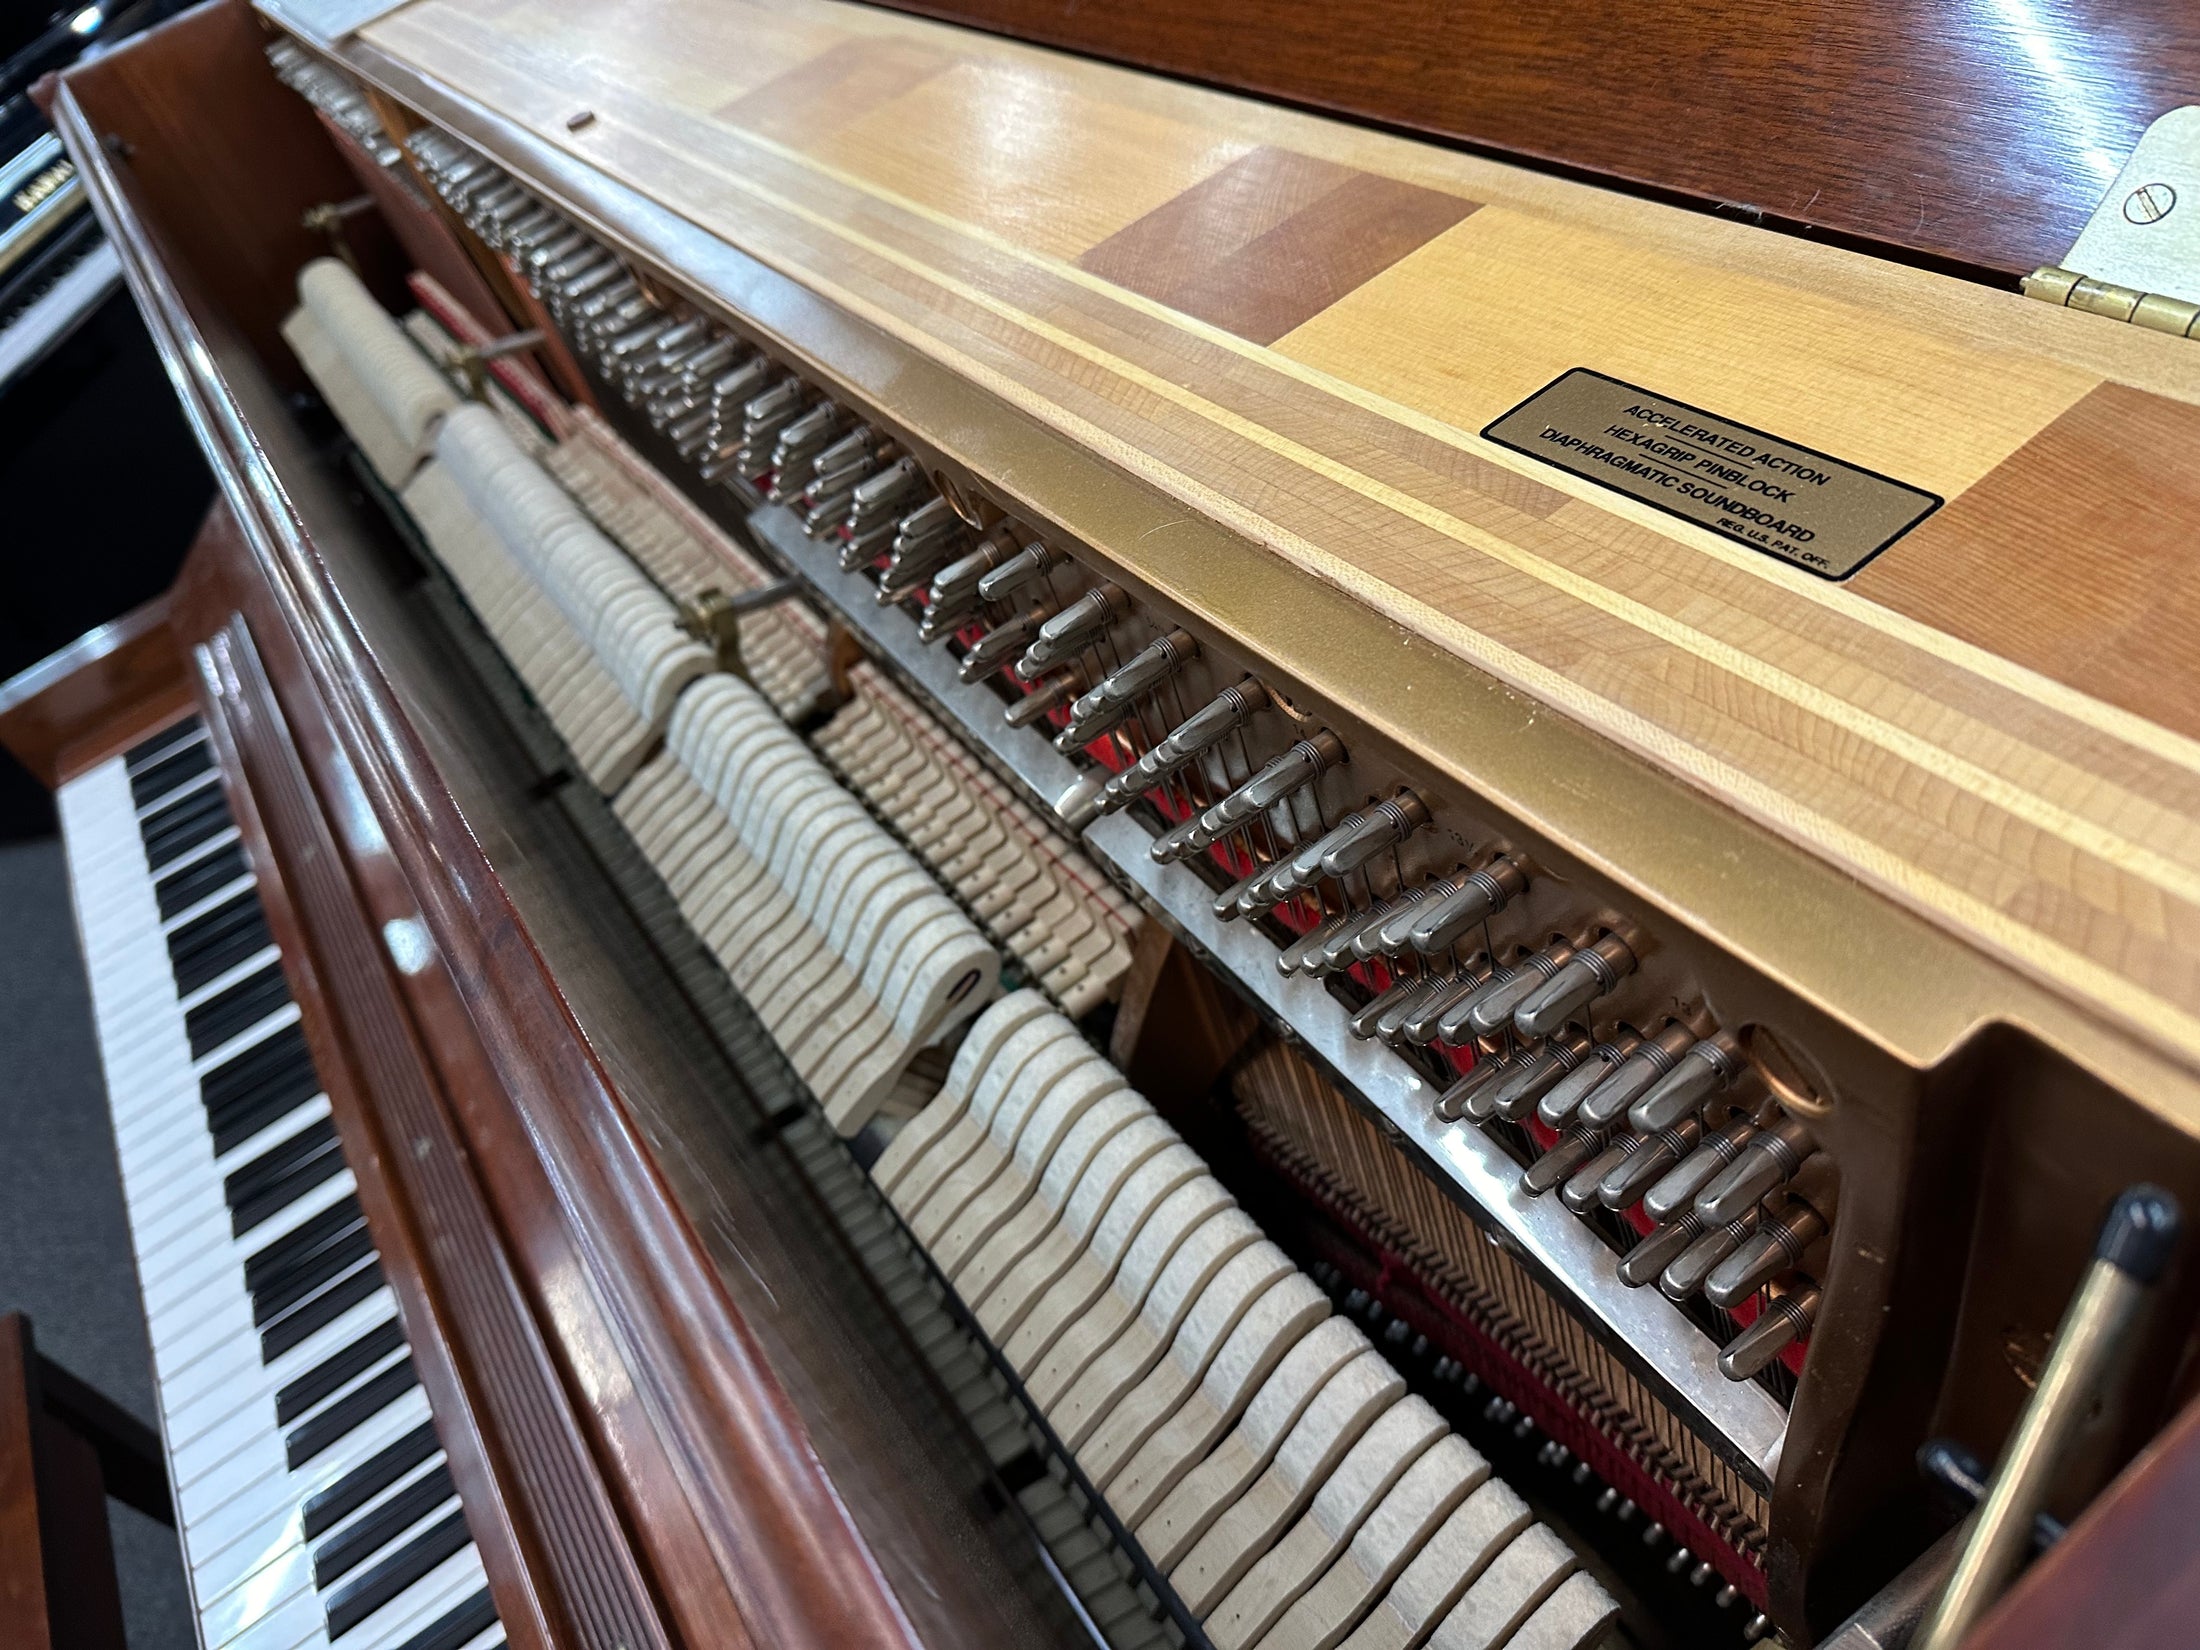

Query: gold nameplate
<box><xmin>1484</xmin><ymin>368</ymin><xmax>1941</xmax><ymax>578</ymax></box>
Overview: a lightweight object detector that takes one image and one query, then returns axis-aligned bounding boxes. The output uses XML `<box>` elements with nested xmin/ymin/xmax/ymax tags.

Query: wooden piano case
<box><xmin>18</xmin><ymin>4</ymin><xmax>1098</xmax><ymax>1644</ymax></box>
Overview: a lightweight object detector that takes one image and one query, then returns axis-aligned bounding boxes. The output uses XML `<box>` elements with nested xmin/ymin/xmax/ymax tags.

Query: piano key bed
<box><xmin>59</xmin><ymin>717</ymin><xmax>505</xmax><ymax>1650</ymax></box>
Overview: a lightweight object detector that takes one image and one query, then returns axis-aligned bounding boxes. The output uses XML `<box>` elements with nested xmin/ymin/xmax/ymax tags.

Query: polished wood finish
<box><xmin>0</xmin><ymin>590</ymin><xmax>186</xmax><ymax>786</ymax></box>
<box><xmin>0</xmin><ymin>1316</ymin><xmax>148</xmax><ymax>1650</ymax></box>
<box><xmin>1964</xmin><ymin>1386</ymin><xmax>2200</xmax><ymax>1648</ymax></box>
<box><xmin>48</xmin><ymin>12</ymin><xmax>1074</xmax><ymax>1642</ymax></box>
<box><xmin>58</xmin><ymin>0</ymin><xmax>404</xmax><ymax>385</ymax></box>
<box><xmin>862</xmin><ymin>0</ymin><xmax>2192</xmax><ymax>281</ymax></box>
<box><xmin>343</xmin><ymin>0</ymin><xmax>2200</xmax><ymax>1090</ymax></box>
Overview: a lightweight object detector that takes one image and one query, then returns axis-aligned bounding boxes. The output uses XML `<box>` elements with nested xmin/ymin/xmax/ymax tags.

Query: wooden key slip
<box><xmin>1018</xmin><ymin>1188</ymin><xmax>1244</xmax><ymax>1401</ymax></box>
<box><xmin>1199</xmin><ymin>1398</ymin><xmax>1453</xmax><ymax>1641</ymax></box>
<box><xmin>944</xmin><ymin>1089</ymin><xmax>1152</xmax><ymax>1295</ymax></box>
<box><xmin>1334</xmin><ymin>1482</ymin><xmax>1533</xmax><ymax>1650</ymax></box>
<box><xmin>971</xmin><ymin>1119</ymin><xmax>1184</xmax><ymax>1343</ymax></box>
<box><xmin>1423</xmin><ymin>1526</ymin><xmax>1577</xmax><ymax>1650</ymax></box>
<box><xmin>873</xmin><ymin>990</ymin><xmax>1053</xmax><ymax>1195</ymax></box>
<box><xmin>996</xmin><ymin>1151</ymin><xmax>1214</xmax><ymax>1369</ymax></box>
<box><xmin>888</xmin><ymin>1017</ymin><xmax>1084</xmax><ymax>1219</ymax></box>
<box><xmin>1052</xmin><ymin>1237</ymin><xmax>1293</xmax><ymax>1454</ymax></box>
<box><xmin>1133</xmin><ymin>1323</ymin><xmax>1377</xmax><ymax>1566</ymax></box>
<box><xmin>1164</xmin><ymin>1358</ymin><xmax>1408</xmax><ymax>1610</ymax></box>
<box><xmin>1083</xmin><ymin>1273</ymin><xmax>1330</xmax><ymax>1501</ymax></box>
<box><xmin>923</xmin><ymin>1064</ymin><xmax>1129</xmax><ymax>1271</ymax></box>
<box><xmin>905</xmin><ymin>1040</ymin><xmax>1108</xmax><ymax>1243</ymax></box>
<box><xmin>1244</xmin><ymin>1435</ymin><xmax>1488</xmax><ymax>1650</ymax></box>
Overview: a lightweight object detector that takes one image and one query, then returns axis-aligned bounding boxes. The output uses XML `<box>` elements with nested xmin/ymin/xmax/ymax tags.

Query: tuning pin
<box><xmin>1694</xmin><ymin>1115</ymin><xmax>1816</xmax><ymax>1224</ymax></box>
<box><xmin>1318</xmin><ymin>900</ymin><xmax>1416</xmax><ymax>976</ymax></box>
<box><xmin>846</xmin><ymin>456</ymin><xmax>926</xmax><ymax>534</ymax></box>
<box><xmin>1148</xmin><ymin>812</ymin><xmax>1211</xmax><ymax>864</ymax></box>
<box><xmin>1348</xmin><ymin>974</ymin><xmax>1440</xmax><ymax>1040</ymax></box>
<box><xmin>1058</xmin><ymin>630</ymin><xmax>1194</xmax><ymax>748</ymax></box>
<box><xmin>1276</xmin><ymin>906</ymin><xmax>1368</xmax><ymax>976</ymax></box>
<box><xmin>976</xmin><ymin>540</ymin><xmax>1064</xmax><ymax>601</ymax></box>
<box><xmin>1573</xmin><ymin>1024</ymin><xmax>1702</xmax><ymax>1130</ymax></box>
<box><xmin>1523</xmin><ymin>1127</ymin><xmax>1611</xmax><ymax>1196</ymax></box>
<box><xmin>1002</xmin><ymin>668</ymin><xmax>1090</xmax><ymax>730</ymax></box>
<box><xmin>1564</xmin><ymin>1132</ymin><xmax>1666</xmax><ymax>1214</ymax></box>
<box><xmin>1513</xmin><ymin>933</ymin><xmax>1637</xmax><ymax>1040</ymax></box>
<box><xmin>1628</xmin><ymin>1032</ymin><xmax>1747</xmax><ymax>1133</ymax></box>
<box><xmin>1617</xmin><ymin>1212</ymin><xmax>1705</xmax><ymax>1287</ymax></box>
<box><xmin>1401</xmin><ymin>967</ymin><xmax>1493</xmax><ymax>1045</ymax></box>
<box><xmin>1536</xmin><ymin>1033</ymin><xmax>1645</xmax><ymax>1129</ymax></box>
<box><xmin>1191</xmin><ymin>732</ymin><xmax>1346</xmax><ymax>839</ymax></box>
<box><xmin>1100</xmin><ymin>680</ymin><xmax>1270</xmax><ymax>811</ymax></box>
<box><xmin>1400</xmin><ymin>858</ymin><xmax>1529</xmax><ymax>954</ymax></box>
<box><xmin>1705</xmin><ymin>1200</ymin><xmax>1827</xmax><ymax>1309</ymax></box>
<box><xmin>1641</xmin><ymin>1115</ymin><xmax>1760</xmax><ymax>1224</ymax></box>
<box><xmin>1476</xmin><ymin>1031</ymin><xmax>1595</xmax><ymax>1121</ymax></box>
<box><xmin>958</xmin><ymin>605</ymin><xmax>1053</xmax><ymax>683</ymax></box>
<box><xmin>1251</xmin><ymin>792</ymin><xmax>1430</xmax><ymax>908</ymax></box>
<box><xmin>1017</xmin><ymin>585</ymin><xmax>1128</xmax><ymax>676</ymax></box>
<box><xmin>1597</xmin><ymin>1117</ymin><xmax>1705</xmax><ymax>1210</ymax></box>
<box><xmin>1718</xmin><ymin>1284</ymin><xmax>1820</xmax><ymax>1380</ymax></box>
<box><xmin>1374</xmin><ymin>973</ymin><xmax>1453</xmax><ymax>1042</ymax></box>
<box><xmin>1434</xmin><ymin>1054</ymin><xmax>1524</xmax><ymax>1123</ymax></box>
<box><xmin>1212</xmin><ymin>865</ymin><xmax>1276</xmax><ymax>923</ymax></box>
<box><xmin>890</xmin><ymin>496</ymin><xmax>963</xmax><ymax>555</ymax></box>
<box><xmin>1660</xmin><ymin>1206</ymin><xmax>1764</xmax><ymax>1301</ymax></box>
<box><xmin>1427</xmin><ymin>960</ymin><xmax>1517</xmax><ymax>1046</ymax></box>
<box><xmin>924</xmin><ymin>532</ymin><xmax>1021</xmax><ymax>630</ymax></box>
<box><xmin>1443</xmin><ymin>940</ymin><xmax>1580</xmax><ymax>1045</ymax></box>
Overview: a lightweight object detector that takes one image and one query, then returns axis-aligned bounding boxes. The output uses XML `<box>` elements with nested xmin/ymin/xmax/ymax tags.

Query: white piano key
<box><xmin>66</xmin><ymin>730</ymin><xmax>501</xmax><ymax>1650</ymax></box>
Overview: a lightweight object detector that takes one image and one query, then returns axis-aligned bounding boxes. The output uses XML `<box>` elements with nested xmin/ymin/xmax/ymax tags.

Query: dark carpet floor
<box><xmin>0</xmin><ymin>833</ymin><xmax>198</xmax><ymax>1648</ymax></box>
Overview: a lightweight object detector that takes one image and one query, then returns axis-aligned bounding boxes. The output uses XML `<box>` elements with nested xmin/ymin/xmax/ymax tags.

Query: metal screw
<box><xmin>566</xmin><ymin>109</ymin><xmax>597</xmax><ymax>132</ymax></box>
<box><xmin>2124</xmin><ymin>182</ymin><xmax>2177</xmax><ymax>224</ymax></box>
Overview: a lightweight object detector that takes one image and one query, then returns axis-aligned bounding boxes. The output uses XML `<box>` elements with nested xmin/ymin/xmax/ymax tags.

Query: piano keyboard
<box><xmin>58</xmin><ymin>717</ymin><xmax>504</xmax><ymax>1650</ymax></box>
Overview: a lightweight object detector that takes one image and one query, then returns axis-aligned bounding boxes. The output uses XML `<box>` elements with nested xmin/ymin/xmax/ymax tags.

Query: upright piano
<box><xmin>7</xmin><ymin>0</ymin><xmax>2200</xmax><ymax>1645</ymax></box>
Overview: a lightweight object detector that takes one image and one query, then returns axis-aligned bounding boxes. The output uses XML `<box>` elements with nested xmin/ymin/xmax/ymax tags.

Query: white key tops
<box><xmin>873</xmin><ymin>991</ymin><xmax>1617</xmax><ymax>1650</ymax></box>
<box><xmin>614</xmin><ymin>672</ymin><xmax>999</xmax><ymax>1133</ymax></box>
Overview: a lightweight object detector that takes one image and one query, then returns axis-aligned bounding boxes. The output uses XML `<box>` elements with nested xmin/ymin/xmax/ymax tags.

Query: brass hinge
<box><xmin>2025</xmin><ymin>107</ymin><xmax>2200</xmax><ymax>340</ymax></box>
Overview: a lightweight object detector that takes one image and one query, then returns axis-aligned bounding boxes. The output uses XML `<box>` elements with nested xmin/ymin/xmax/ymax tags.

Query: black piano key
<box><xmin>261</xmin><ymin>1257</ymin><xmax>384</xmax><ymax>1362</ymax></box>
<box><xmin>243</xmin><ymin>1187</ymin><xmax>359</xmax><ymax>1291</ymax></box>
<box><xmin>186</xmin><ymin>961</ymin><xmax>290</xmax><ymax>1059</ymax></box>
<box><xmin>288</xmin><ymin>1356</ymin><xmax>419</xmax><ymax>1471</ymax></box>
<box><xmin>392</xmin><ymin>1589</ymin><xmax>497</xmax><ymax>1650</ymax></box>
<box><xmin>204</xmin><ymin>1027</ymin><xmax>320</xmax><ymax>1155</ymax></box>
<box><xmin>229</xmin><ymin>1117</ymin><xmax>341</xmax><ymax>1223</ymax></box>
<box><xmin>229</xmin><ymin>1128</ymin><xmax>346</xmax><ymax>1236</ymax></box>
<box><xmin>125</xmin><ymin>717</ymin><xmax>202</xmax><ymax>771</ymax></box>
<box><xmin>168</xmin><ymin>891</ymin><xmax>272</xmax><ymax>998</ymax></box>
<box><xmin>247</xmin><ymin>1202</ymin><xmax>366</xmax><ymax>1311</ymax></box>
<box><xmin>129</xmin><ymin>737</ymin><xmax>212</xmax><ymax>810</ymax></box>
<box><xmin>325</xmin><ymin>1507</ymin><xmax>472</xmax><ymax>1640</ymax></box>
<box><xmin>278</xmin><ymin>1317</ymin><xmax>406</xmax><ymax>1426</ymax></box>
<box><xmin>252</xmin><ymin>1219</ymin><xmax>374</xmax><ymax>1325</ymax></box>
<box><xmin>141</xmin><ymin>786</ymin><xmax>230</xmax><ymax>871</ymax></box>
<box><xmin>201</xmin><ymin>1020</ymin><xmax>312</xmax><ymax>1115</ymax></box>
<box><xmin>253</xmin><ymin>1222</ymin><xmax>376</xmax><ymax>1327</ymax></box>
<box><xmin>313</xmin><ymin>1459</ymin><xmax>454</xmax><ymax>1589</ymax></box>
<box><xmin>304</xmin><ymin>1421</ymin><xmax>439</xmax><ymax>1541</ymax></box>
<box><xmin>156</xmin><ymin>840</ymin><xmax>249</xmax><ymax>921</ymax></box>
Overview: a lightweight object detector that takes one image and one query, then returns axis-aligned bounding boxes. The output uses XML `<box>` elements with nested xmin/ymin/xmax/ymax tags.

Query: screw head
<box><xmin>2124</xmin><ymin>182</ymin><xmax>2177</xmax><ymax>224</ymax></box>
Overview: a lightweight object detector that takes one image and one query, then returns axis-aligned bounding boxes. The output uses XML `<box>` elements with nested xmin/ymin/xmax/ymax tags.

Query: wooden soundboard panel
<box><xmin>334</xmin><ymin>0</ymin><xmax>2200</xmax><ymax>1081</ymax></box>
